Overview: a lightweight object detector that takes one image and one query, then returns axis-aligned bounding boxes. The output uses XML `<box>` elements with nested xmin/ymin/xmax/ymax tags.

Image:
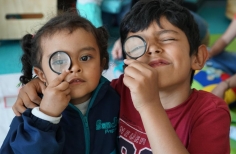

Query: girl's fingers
<box><xmin>64</xmin><ymin>88</ymin><xmax>71</xmax><ymax>95</ymax></box>
<box><xmin>49</xmin><ymin>70</ymin><xmax>70</xmax><ymax>88</ymax></box>
<box><xmin>56</xmin><ymin>81</ymin><xmax>70</xmax><ymax>91</ymax></box>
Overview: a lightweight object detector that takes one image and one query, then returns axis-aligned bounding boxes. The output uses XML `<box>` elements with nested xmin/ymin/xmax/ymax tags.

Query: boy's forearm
<box><xmin>139</xmin><ymin>102</ymin><xmax>189</xmax><ymax>154</ymax></box>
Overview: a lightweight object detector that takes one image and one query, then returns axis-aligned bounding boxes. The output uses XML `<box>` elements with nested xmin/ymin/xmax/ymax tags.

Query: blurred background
<box><xmin>0</xmin><ymin>0</ymin><xmax>236</xmax><ymax>152</ymax></box>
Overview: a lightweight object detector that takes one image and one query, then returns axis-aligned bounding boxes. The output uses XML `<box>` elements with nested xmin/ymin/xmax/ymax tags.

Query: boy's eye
<box><xmin>162</xmin><ymin>38</ymin><xmax>176</xmax><ymax>42</ymax></box>
<box><xmin>80</xmin><ymin>55</ymin><xmax>91</xmax><ymax>61</ymax></box>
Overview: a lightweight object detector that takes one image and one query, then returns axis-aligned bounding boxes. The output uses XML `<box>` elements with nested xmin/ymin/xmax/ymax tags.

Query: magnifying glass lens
<box><xmin>124</xmin><ymin>36</ymin><xmax>146</xmax><ymax>59</ymax></box>
<box><xmin>49</xmin><ymin>51</ymin><xmax>71</xmax><ymax>74</ymax></box>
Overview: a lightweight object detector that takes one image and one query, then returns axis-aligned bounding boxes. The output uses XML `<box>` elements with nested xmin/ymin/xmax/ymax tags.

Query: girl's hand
<box><xmin>12</xmin><ymin>78</ymin><xmax>46</xmax><ymax>116</ymax></box>
<box><xmin>40</xmin><ymin>71</ymin><xmax>71</xmax><ymax>117</ymax></box>
<box><xmin>123</xmin><ymin>59</ymin><xmax>161</xmax><ymax>113</ymax></box>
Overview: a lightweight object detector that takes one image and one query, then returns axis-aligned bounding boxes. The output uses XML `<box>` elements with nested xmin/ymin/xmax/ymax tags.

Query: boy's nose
<box><xmin>147</xmin><ymin>44</ymin><xmax>163</xmax><ymax>55</ymax></box>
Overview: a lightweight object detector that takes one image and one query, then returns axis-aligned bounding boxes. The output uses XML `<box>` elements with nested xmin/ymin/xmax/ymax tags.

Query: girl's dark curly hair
<box><xmin>20</xmin><ymin>11</ymin><xmax>109</xmax><ymax>85</ymax></box>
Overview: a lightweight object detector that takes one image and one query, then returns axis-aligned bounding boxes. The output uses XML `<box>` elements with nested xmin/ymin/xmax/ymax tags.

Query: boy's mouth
<box><xmin>148</xmin><ymin>59</ymin><xmax>170</xmax><ymax>67</ymax></box>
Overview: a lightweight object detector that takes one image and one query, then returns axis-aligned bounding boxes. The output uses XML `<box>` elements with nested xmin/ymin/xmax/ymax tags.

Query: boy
<box><xmin>11</xmin><ymin>0</ymin><xmax>230</xmax><ymax>153</ymax></box>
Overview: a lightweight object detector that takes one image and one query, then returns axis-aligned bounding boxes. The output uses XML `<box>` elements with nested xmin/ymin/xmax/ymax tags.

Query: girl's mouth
<box><xmin>69</xmin><ymin>78</ymin><xmax>85</xmax><ymax>84</ymax></box>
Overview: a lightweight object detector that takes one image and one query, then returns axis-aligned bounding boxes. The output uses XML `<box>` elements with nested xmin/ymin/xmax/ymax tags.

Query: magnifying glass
<box><xmin>123</xmin><ymin>35</ymin><xmax>147</xmax><ymax>59</ymax></box>
<box><xmin>49</xmin><ymin>51</ymin><xmax>71</xmax><ymax>74</ymax></box>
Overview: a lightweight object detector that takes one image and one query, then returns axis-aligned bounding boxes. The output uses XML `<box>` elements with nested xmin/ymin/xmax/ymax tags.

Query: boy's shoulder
<box><xmin>190</xmin><ymin>89</ymin><xmax>229</xmax><ymax>111</ymax></box>
<box><xmin>98</xmin><ymin>76</ymin><xmax>120</xmax><ymax>100</ymax></box>
<box><xmin>110</xmin><ymin>74</ymin><xmax>124</xmax><ymax>86</ymax></box>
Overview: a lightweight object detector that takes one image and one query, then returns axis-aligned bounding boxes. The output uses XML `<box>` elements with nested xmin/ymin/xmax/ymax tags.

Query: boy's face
<box><xmin>37</xmin><ymin>28</ymin><xmax>103</xmax><ymax>103</ymax></box>
<box><xmin>127</xmin><ymin>16</ymin><xmax>196</xmax><ymax>89</ymax></box>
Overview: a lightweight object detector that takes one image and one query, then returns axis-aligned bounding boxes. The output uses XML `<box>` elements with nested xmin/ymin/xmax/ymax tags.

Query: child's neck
<box><xmin>70</xmin><ymin>93</ymin><xmax>92</xmax><ymax>105</ymax></box>
<box><xmin>159</xmin><ymin>85</ymin><xmax>192</xmax><ymax>110</ymax></box>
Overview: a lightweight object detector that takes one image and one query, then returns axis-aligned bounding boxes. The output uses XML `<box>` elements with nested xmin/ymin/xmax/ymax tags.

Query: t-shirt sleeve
<box><xmin>187</xmin><ymin>103</ymin><xmax>231</xmax><ymax>154</ymax></box>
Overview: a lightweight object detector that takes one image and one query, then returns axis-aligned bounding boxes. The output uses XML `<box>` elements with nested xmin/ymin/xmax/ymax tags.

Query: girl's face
<box><xmin>38</xmin><ymin>28</ymin><xmax>104</xmax><ymax>104</ymax></box>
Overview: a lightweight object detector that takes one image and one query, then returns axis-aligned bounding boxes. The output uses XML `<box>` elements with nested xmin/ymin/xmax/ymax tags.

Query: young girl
<box><xmin>0</xmin><ymin>11</ymin><xmax>120</xmax><ymax>154</ymax></box>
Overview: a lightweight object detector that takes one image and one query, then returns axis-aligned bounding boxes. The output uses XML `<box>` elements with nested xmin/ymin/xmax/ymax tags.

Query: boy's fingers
<box><xmin>26</xmin><ymin>90</ymin><xmax>42</xmax><ymax>105</ymax></box>
<box><xmin>20</xmin><ymin>78</ymin><xmax>45</xmax><ymax>105</ymax></box>
<box><xmin>19</xmin><ymin>93</ymin><xmax>38</xmax><ymax>108</ymax></box>
<box><xmin>12</xmin><ymin>108</ymin><xmax>22</xmax><ymax>116</ymax></box>
<box><xmin>124</xmin><ymin>59</ymin><xmax>150</xmax><ymax>72</ymax></box>
<box><xmin>21</xmin><ymin>86</ymin><xmax>41</xmax><ymax>105</ymax></box>
<box><xmin>38</xmin><ymin>79</ymin><xmax>46</xmax><ymax>92</ymax></box>
<box><xmin>49</xmin><ymin>70</ymin><xmax>70</xmax><ymax>87</ymax></box>
<box><xmin>123</xmin><ymin>59</ymin><xmax>136</xmax><ymax>65</ymax></box>
<box><xmin>12</xmin><ymin>98</ymin><xmax>27</xmax><ymax>115</ymax></box>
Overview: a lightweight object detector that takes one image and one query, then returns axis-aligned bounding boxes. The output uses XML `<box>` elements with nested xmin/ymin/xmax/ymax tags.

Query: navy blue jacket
<box><xmin>0</xmin><ymin>77</ymin><xmax>120</xmax><ymax>154</ymax></box>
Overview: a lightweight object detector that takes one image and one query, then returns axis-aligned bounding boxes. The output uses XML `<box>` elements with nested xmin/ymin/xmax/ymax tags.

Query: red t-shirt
<box><xmin>111</xmin><ymin>74</ymin><xmax>230</xmax><ymax>154</ymax></box>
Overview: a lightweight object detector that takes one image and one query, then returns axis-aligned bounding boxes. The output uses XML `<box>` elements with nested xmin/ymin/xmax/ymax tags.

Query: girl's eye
<box><xmin>52</xmin><ymin>59</ymin><xmax>68</xmax><ymax>65</ymax></box>
<box><xmin>80</xmin><ymin>55</ymin><xmax>91</xmax><ymax>61</ymax></box>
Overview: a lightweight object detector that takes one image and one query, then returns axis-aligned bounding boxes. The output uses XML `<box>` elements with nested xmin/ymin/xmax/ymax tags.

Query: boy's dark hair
<box><xmin>20</xmin><ymin>11</ymin><xmax>109</xmax><ymax>85</ymax></box>
<box><xmin>120</xmin><ymin>0</ymin><xmax>200</xmax><ymax>84</ymax></box>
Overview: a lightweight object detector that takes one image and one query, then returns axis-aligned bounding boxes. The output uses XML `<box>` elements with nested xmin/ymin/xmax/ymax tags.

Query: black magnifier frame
<box><xmin>49</xmin><ymin>51</ymin><xmax>72</xmax><ymax>74</ymax></box>
<box><xmin>123</xmin><ymin>35</ymin><xmax>147</xmax><ymax>59</ymax></box>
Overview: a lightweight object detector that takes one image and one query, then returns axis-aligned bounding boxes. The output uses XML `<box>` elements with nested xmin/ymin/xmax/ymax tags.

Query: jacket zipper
<box><xmin>69</xmin><ymin>104</ymin><xmax>91</xmax><ymax>154</ymax></box>
<box><xmin>69</xmin><ymin>77</ymin><xmax>106</xmax><ymax>154</ymax></box>
<box><xmin>83</xmin><ymin>116</ymin><xmax>90</xmax><ymax>154</ymax></box>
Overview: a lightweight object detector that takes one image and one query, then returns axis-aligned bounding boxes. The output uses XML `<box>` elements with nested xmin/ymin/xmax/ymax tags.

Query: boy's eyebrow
<box><xmin>156</xmin><ymin>30</ymin><xmax>178</xmax><ymax>35</ymax></box>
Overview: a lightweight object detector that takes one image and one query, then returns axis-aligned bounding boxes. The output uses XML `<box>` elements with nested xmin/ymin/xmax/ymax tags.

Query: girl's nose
<box><xmin>69</xmin><ymin>61</ymin><xmax>81</xmax><ymax>73</ymax></box>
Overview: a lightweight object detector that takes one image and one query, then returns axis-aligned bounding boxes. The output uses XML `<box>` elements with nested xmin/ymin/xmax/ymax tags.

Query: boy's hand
<box><xmin>39</xmin><ymin>71</ymin><xmax>71</xmax><ymax>117</ymax></box>
<box><xmin>123</xmin><ymin>59</ymin><xmax>161</xmax><ymax>113</ymax></box>
<box><xmin>13</xmin><ymin>78</ymin><xmax>46</xmax><ymax>116</ymax></box>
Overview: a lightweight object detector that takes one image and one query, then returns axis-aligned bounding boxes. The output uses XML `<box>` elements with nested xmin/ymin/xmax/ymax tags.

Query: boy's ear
<box><xmin>191</xmin><ymin>44</ymin><xmax>209</xmax><ymax>70</ymax></box>
<box><xmin>33</xmin><ymin>67</ymin><xmax>47</xmax><ymax>83</ymax></box>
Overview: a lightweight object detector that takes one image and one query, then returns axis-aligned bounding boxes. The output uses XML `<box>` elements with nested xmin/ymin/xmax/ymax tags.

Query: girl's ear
<box><xmin>191</xmin><ymin>45</ymin><xmax>209</xmax><ymax>70</ymax></box>
<box><xmin>34</xmin><ymin>67</ymin><xmax>47</xmax><ymax>83</ymax></box>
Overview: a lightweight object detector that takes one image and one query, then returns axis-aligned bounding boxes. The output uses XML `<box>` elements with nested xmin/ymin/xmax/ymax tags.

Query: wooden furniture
<box><xmin>0</xmin><ymin>0</ymin><xmax>57</xmax><ymax>40</ymax></box>
<box><xmin>226</xmin><ymin>0</ymin><xmax>236</xmax><ymax>20</ymax></box>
